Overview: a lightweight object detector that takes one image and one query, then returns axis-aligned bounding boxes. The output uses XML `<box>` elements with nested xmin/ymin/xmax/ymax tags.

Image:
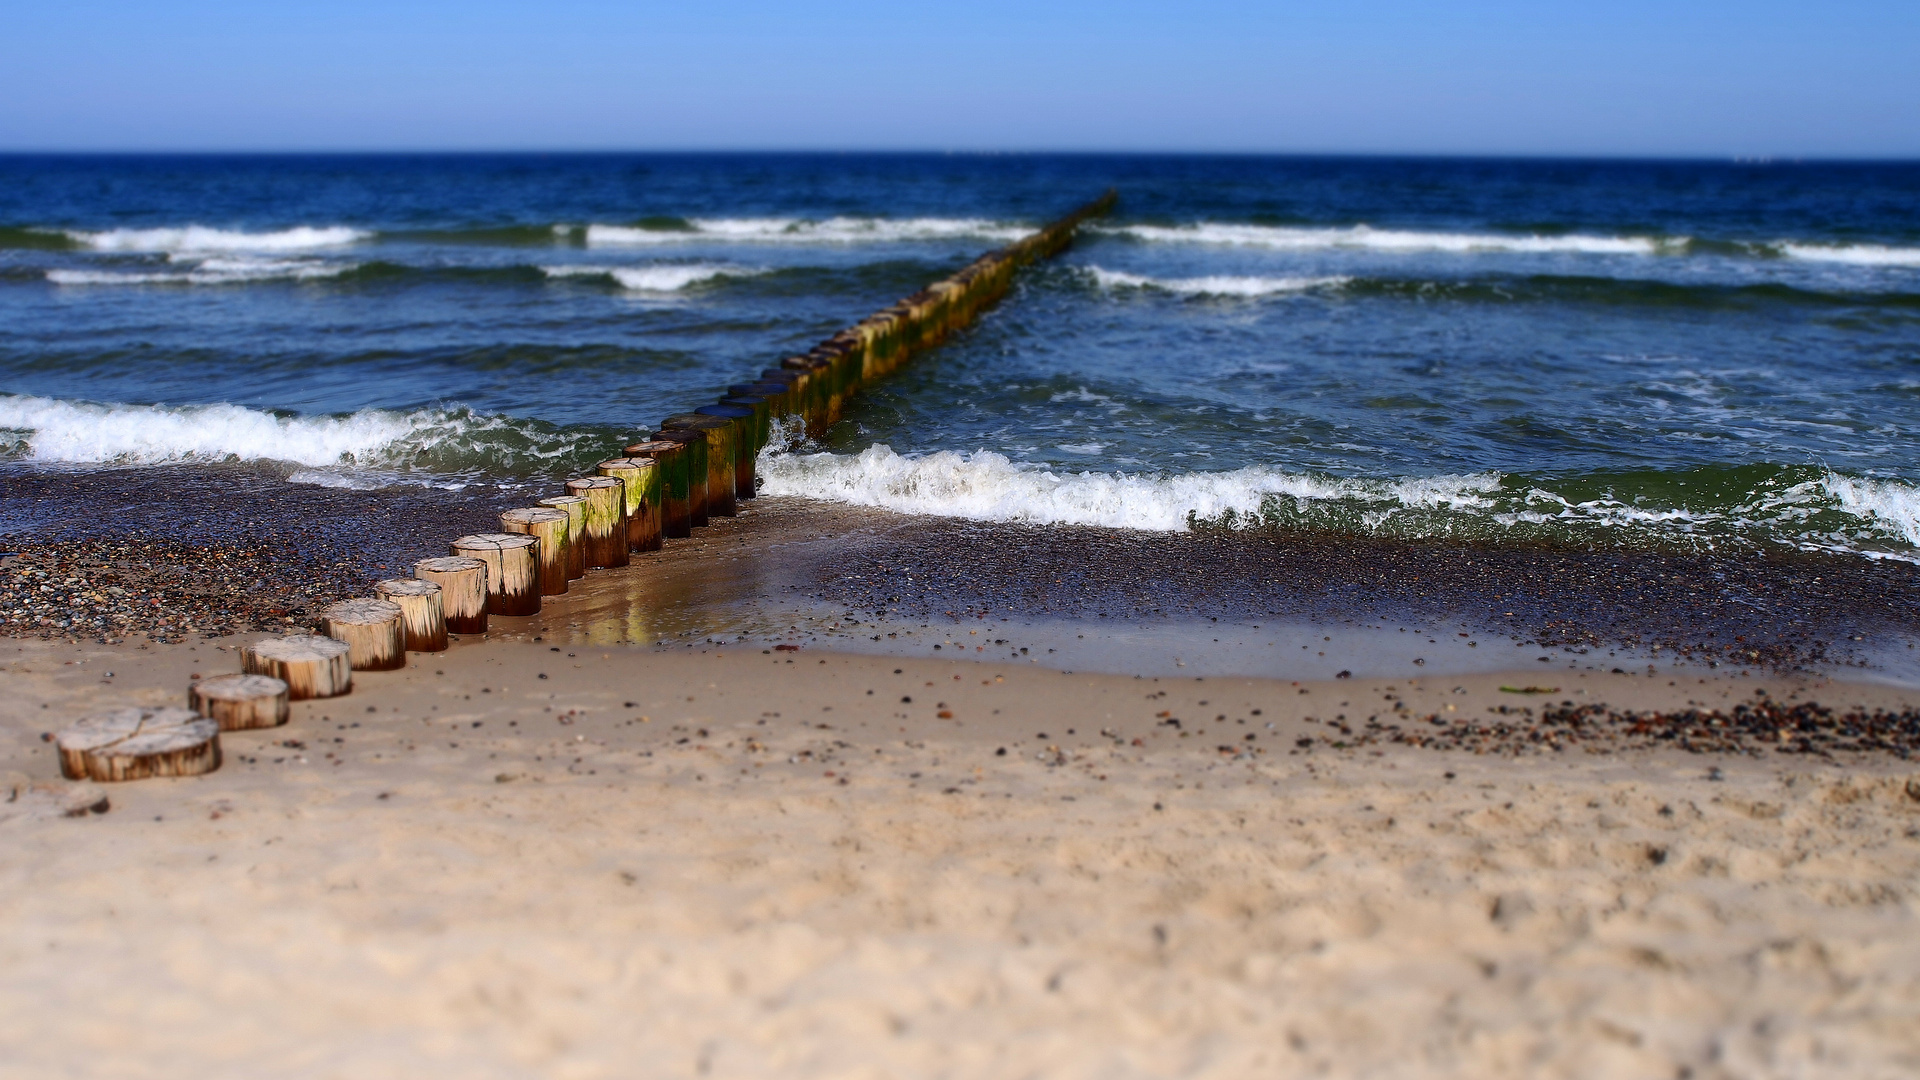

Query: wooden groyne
<box><xmin>59</xmin><ymin>190</ymin><xmax>1118</xmax><ymax>781</ymax></box>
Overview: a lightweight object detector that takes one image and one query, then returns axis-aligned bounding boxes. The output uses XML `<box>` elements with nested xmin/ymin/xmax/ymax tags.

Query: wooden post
<box><xmin>623</xmin><ymin>440</ymin><xmax>686</xmax><ymax>539</ymax></box>
<box><xmin>653</xmin><ymin>429</ymin><xmax>709</xmax><ymax>528</ymax></box>
<box><xmin>501</xmin><ymin>507</ymin><xmax>571</xmax><ymax>595</ymax></box>
<box><xmin>701</xmin><ymin>402</ymin><xmax>760</xmax><ymax>500</ymax></box>
<box><xmin>536</xmin><ymin>495</ymin><xmax>589</xmax><ymax>580</ymax></box>
<box><xmin>374</xmin><ymin>577</ymin><xmax>448</xmax><ymax>651</ymax></box>
<box><xmin>57</xmin><ymin>707</ymin><xmax>221</xmax><ymax>782</ymax></box>
<box><xmin>597</xmin><ymin>457</ymin><xmax>662</xmax><ymax>552</ymax></box>
<box><xmin>323</xmin><ymin>598</ymin><xmax>406</xmax><ymax>671</ymax></box>
<box><xmin>189</xmin><ymin>673</ymin><xmax>289</xmax><ymax>731</ymax></box>
<box><xmin>563</xmin><ymin>477</ymin><xmax>628</xmax><ymax>568</ymax></box>
<box><xmin>451</xmin><ymin>533</ymin><xmax>541</xmax><ymax>616</ymax></box>
<box><xmin>414</xmin><ymin>556</ymin><xmax>488</xmax><ymax>634</ymax></box>
<box><xmin>659</xmin><ymin>414</ymin><xmax>736</xmax><ymax>517</ymax></box>
<box><xmin>242</xmin><ymin>634</ymin><xmax>352</xmax><ymax>699</ymax></box>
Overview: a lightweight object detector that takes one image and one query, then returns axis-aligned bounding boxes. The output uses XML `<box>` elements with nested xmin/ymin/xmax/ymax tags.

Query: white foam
<box><xmin>1820</xmin><ymin>473</ymin><xmax>1920</xmax><ymax>546</ymax></box>
<box><xmin>0</xmin><ymin>395</ymin><xmax>441</xmax><ymax>467</ymax></box>
<box><xmin>1101</xmin><ymin>223</ymin><xmax>1666</xmax><ymax>256</ymax></box>
<box><xmin>1088</xmin><ymin>266</ymin><xmax>1350</xmax><ymax>297</ymax></box>
<box><xmin>47</xmin><ymin>256</ymin><xmax>353</xmax><ymax>286</ymax></box>
<box><xmin>1779</xmin><ymin>243</ymin><xmax>1920</xmax><ymax>267</ymax></box>
<box><xmin>70</xmin><ymin>225</ymin><xmax>370</xmax><ymax>253</ymax></box>
<box><xmin>585</xmin><ymin>217</ymin><xmax>1028</xmax><ymax>247</ymax></box>
<box><xmin>540</xmin><ymin>263</ymin><xmax>751</xmax><ymax>291</ymax></box>
<box><xmin>757</xmin><ymin>443</ymin><xmax>1500</xmax><ymax>532</ymax></box>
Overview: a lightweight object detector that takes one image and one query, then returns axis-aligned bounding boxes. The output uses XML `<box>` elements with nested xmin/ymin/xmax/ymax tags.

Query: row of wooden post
<box><xmin>53</xmin><ymin>191</ymin><xmax>1119</xmax><ymax>783</ymax></box>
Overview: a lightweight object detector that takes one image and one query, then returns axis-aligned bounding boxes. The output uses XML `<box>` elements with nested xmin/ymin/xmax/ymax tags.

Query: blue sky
<box><xmin>3</xmin><ymin>0</ymin><xmax>1915</xmax><ymax>156</ymax></box>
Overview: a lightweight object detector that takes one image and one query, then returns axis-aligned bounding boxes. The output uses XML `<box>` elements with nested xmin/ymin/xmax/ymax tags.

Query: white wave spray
<box><xmin>541</xmin><ymin>263</ymin><xmax>754</xmax><ymax>291</ymax></box>
<box><xmin>585</xmin><ymin>217</ymin><xmax>1029</xmax><ymax>246</ymax></box>
<box><xmin>1087</xmin><ymin>266</ymin><xmax>1349</xmax><ymax>297</ymax></box>
<box><xmin>756</xmin><ymin>443</ymin><xmax>1500</xmax><ymax>532</ymax></box>
<box><xmin>1098</xmin><ymin>222</ymin><xmax>1668</xmax><ymax>256</ymax></box>
<box><xmin>69</xmin><ymin>225</ymin><xmax>370</xmax><ymax>253</ymax></box>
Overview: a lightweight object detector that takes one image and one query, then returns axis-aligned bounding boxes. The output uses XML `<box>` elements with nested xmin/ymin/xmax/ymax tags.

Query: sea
<box><xmin>3</xmin><ymin>153</ymin><xmax>1918</xmax><ymax>561</ymax></box>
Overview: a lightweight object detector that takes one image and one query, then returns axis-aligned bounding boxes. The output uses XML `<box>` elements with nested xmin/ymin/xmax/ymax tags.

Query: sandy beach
<box><xmin>7</xmin><ymin>608</ymin><xmax>1920</xmax><ymax>1078</ymax></box>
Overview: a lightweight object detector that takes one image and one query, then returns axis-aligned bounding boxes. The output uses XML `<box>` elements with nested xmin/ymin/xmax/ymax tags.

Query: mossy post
<box><xmin>500</xmin><ymin>507</ymin><xmax>572</xmax><ymax>595</ymax></box>
<box><xmin>624</xmin><ymin>439</ymin><xmax>689</xmax><ymax>539</ymax></box>
<box><xmin>654</xmin><ymin>428</ymin><xmax>710</xmax><ymax>527</ymax></box>
<box><xmin>659</xmin><ymin>414</ymin><xmax>736</xmax><ymax>517</ymax></box>
<box><xmin>563</xmin><ymin>477</ymin><xmax>628</xmax><ymax>568</ymax></box>
<box><xmin>535</xmin><ymin>495</ymin><xmax>589</xmax><ymax>580</ymax></box>
<box><xmin>695</xmin><ymin>403</ymin><xmax>757</xmax><ymax>500</ymax></box>
<box><xmin>597</xmin><ymin>457</ymin><xmax>662</xmax><ymax>551</ymax></box>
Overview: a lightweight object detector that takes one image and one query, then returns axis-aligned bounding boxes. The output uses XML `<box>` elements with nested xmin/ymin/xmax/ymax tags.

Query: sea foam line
<box><xmin>1100</xmin><ymin>223</ymin><xmax>1668</xmax><ymax>256</ymax></box>
<box><xmin>1087</xmin><ymin>266</ymin><xmax>1350</xmax><ymax>297</ymax></box>
<box><xmin>540</xmin><ymin>263</ymin><xmax>754</xmax><ymax>291</ymax></box>
<box><xmin>1778</xmin><ymin>243</ymin><xmax>1920</xmax><ymax>267</ymax></box>
<box><xmin>756</xmin><ymin>443</ymin><xmax>1500</xmax><ymax>532</ymax></box>
<box><xmin>585</xmin><ymin>217</ymin><xmax>1029</xmax><ymax>246</ymax></box>
<box><xmin>68</xmin><ymin>225</ymin><xmax>370</xmax><ymax>253</ymax></box>
<box><xmin>47</xmin><ymin>255</ymin><xmax>354</xmax><ymax>286</ymax></box>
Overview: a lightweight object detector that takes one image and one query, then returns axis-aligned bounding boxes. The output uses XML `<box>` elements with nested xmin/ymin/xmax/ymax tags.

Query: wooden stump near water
<box><xmin>451</xmin><ymin>533</ymin><xmax>541</xmax><ymax>616</ymax></box>
<box><xmin>188</xmin><ymin>673</ymin><xmax>289</xmax><ymax>731</ymax></box>
<box><xmin>242</xmin><ymin>634</ymin><xmax>352</xmax><ymax>699</ymax></box>
<box><xmin>625</xmin><ymin>439</ymin><xmax>691</xmax><ymax>538</ymax></box>
<box><xmin>323</xmin><ymin>598</ymin><xmax>407</xmax><ymax>671</ymax></box>
<box><xmin>414</xmin><ymin>556</ymin><xmax>488</xmax><ymax>634</ymax></box>
<box><xmin>660</xmin><ymin>414</ymin><xmax>737</xmax><ymax>518</ymax></box>
<box><xmin>564</xmin><ymin>477</ymin><xmax>629</xmax><ymax>568</ymax></box>
<box><xmin>653</xmin><ymin>428</ymin><xmax>710</xmax><ymax>528</ymax></box>
<box><xmin>57</xmin><ymin>706</ymin><xmax>221</xmax><ymax>782</ymax></box>
<box><xmin>536</xmin><ymin>495</ymin><xmax>589</xmax><ymax>580</ymax></box>
<box><xmin>597</xmin><ymin>457</ymin><xmax>661</xmax><ymax>552</ymax></box>
<box><xmin>698</xmin><ymin>402</ymin><xmax>758</xmax><ymax>500</ymax></box>
<box><xmin>374</xmin><ymin>577</ymin><xmax>448</xmax><ymax>651</ymax></box>
<box><xmin>501</xmin><ymin>507</ymin><xmax>571</xmax><ymax>595</ymax></box>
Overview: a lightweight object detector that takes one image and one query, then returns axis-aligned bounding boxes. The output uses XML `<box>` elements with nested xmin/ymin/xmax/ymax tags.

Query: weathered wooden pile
<box><xmin>53</xmin><ymin>191</ymin><xmax>1116</xmax><ymax>782</ymax></box>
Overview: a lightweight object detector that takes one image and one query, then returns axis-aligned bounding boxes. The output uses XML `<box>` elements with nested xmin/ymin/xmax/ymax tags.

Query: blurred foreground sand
<box><xmin>4</xmin><ymin>635</ymin><xmax>1920</xmax><ymax>1079</ymax></box>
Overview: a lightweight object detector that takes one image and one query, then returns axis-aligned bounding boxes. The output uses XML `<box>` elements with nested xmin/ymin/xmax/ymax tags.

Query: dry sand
<box><xmin>6</xmin><ymin>631</ymin><xmax>1920</xmax><ymax>1079</ymax></box>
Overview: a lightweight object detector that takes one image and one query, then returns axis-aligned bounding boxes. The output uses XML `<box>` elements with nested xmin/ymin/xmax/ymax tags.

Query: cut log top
<box><xmin>453</xmin><ymin>532</ymin><xmax>538</xmax><ymax>552</ymax></box>
<box><xmin>248</xmin><ymin>634</ymin><xmax>350</xmax><ymax>664</ymax></box>
<box><xmin>597</xmin><ymin>457</ymin><xmax>647</xmax><ymax>471</ymax></box>
<box><xmin>538</xmin><ymin>495</ymin><xmax>588</xmax><ymax>507</ymax></box>
<box><xmin>57</xmin><ymin>706</ymin><xmax>221</xmax><ymax>782</ymax></box>
<box><xmin>565</xmin><ymin>477</ymin><xmax>621</xmax><ymax>493</ymax></box>
<box><xmin>415</xmin><ymin>555</ymin><xmax>486</xmax><ymax>576</ymax></box>
<box><xmin>323</xmin><ymin>597</ymin><xmax>403</xmax><ymax>626</ymax></box>
<box><xmin>59</xmin><ymin>707</ymin><xmax>212</xmax><ymax>754</ymax></box>
<box><xmin>622</xmin><ymin>440</ymin><xmax>679</xmax><ymax>458</ymax></box>
<box><xmin>502</xmin><ymin>507</ymin><xmax>568</xmax><ymax>526</ymax></box>
<box><xmin>375</xmin><ymin>577</ymin><xmax>440</xmax><ymax>598</ymax></box>
<box><xmin>192</xmin><ymin>673</ymin><xmax>287</xmax><ymax>703</ymax></box>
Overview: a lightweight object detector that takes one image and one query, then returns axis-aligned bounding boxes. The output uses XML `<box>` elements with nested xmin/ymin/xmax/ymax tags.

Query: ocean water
<box><xmin>3</xmin><ymin>153</ymin><xmax>1919</xmax><ymax>559</ymax></box>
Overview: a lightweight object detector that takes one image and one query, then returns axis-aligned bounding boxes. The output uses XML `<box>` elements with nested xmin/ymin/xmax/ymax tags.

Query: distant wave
<box><xmin>585</xmin><ymin>217</ymin><xmax>1030</xmax><ymax>246</ymax></box>
<box><xmin>0</xmin><ymin>394</ymin><xmax>611</xmax><ymax>480</ymax></box>
<box><xmin>1778</xmin><ymin>242</ymin><xmax>1920</xmax><ymax>267</ymax></box>
<box><xmin>47</xmin><ymin>255</ymin><xmax>355</xmax><ymax>286</ymax></box>
<box><xmin>1099</xmin><ymin>223</ymin><xmax>1671</xmax><ymax>256</ymax></box>
<box><xmin>540</xmin><ymin>263</ymin><xmax>757</xmax><ymax>291</ymax></box>
<box><xmin>758</xmin><ymin>443</ymin><xmax>1920</xmax><ymax>559</ymax></box>
<box><xmin>1087</xmin><ymin>266</ymin><xmax>1350</xmax><ymax>297</ymax></box>
<box><xmin>69</xmin><ymin>225</ymin><xmax>370</xmax><ymax>253</ymax></box>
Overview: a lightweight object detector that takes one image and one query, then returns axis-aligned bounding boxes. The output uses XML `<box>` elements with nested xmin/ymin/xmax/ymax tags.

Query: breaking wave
<box><xmin>0</xmin><ymin>395</ymin><xmax>613</xmax><ymax>480</ymax></box>
<box><xmin>47</xmin><ymin>255</ymin><xmax>354</xmax><ymax>286</ymax></box>
<box><xmin>540</xmin><ymin>263</ymin><xmax>756</xmax><ymax>291</ymax></box>
<box><xmin>1087</xmin><ymin>266</ymin><xmax>1351</xmax><ymax>297</ymax></box>
<box><xmin>585</xmin><ymin>217</ymin><xmax>1029</xmax><ymax>246</ymax></box>
<box><xmin>757</xmin><ymin>443</ymin><xmax>1920</xmax><ymax>560</ymax></box>
<box><xmin>69</xmin><ymin>225</ymin><xmax>370</xmax><ymax>253</ymax></box>
<box><xmin>1098</xmin><ymin>223</ymin><xmax>1671</xmax><ymax>256</ymax></box>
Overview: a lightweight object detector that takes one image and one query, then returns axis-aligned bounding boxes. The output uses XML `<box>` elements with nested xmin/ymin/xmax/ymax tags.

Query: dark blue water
<box><xmin>2</xmin><ymin>153</ymin><xmax>1918</xmax><ymax>556</ymax></box>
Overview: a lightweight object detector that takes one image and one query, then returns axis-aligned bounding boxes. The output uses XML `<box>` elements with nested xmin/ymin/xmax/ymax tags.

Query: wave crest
<box><xmin>540</xmin><ymin>263</ymin><xmax>753</xmax><ymax>291</ymax></box>
<box><xmin>586</xmin><ymin>217</ymin><xmax>1029</xmax><ymax>246</ymax></box>
<box><xmin>70</xmin><ymin>225</ymin><xmax>370</xmax><ymax>253</ymax></box>
<box><xmin>1087</xmin><ymin>266</ymin><xmax>1350</xmax><ymax>297</ymax></box>
<box><xmin>1099</xmin><ymin>223</ymin><xmax>1669</xmax><ymax>256</ymax></box>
